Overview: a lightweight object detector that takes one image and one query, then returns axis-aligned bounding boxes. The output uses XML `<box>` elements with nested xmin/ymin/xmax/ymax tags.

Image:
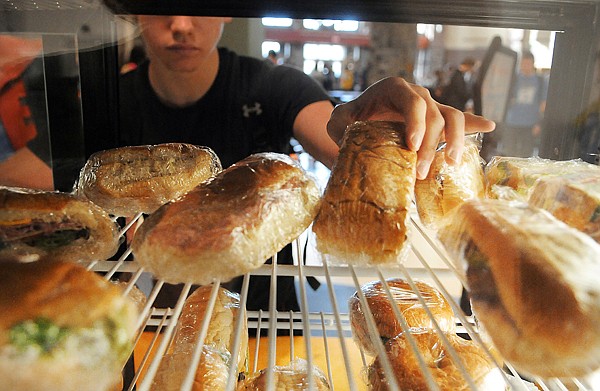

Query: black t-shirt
<box><xmin>118</xmin><ymin>47</ymin><xmax>330</xmax><ymax>168</ymax></box>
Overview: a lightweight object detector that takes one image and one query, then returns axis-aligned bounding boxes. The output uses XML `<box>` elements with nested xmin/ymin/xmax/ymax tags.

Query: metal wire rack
<box><xmin>85</xmin><ymin>212</ymin><xmax>599</xmax><ymax>391</ymax></box>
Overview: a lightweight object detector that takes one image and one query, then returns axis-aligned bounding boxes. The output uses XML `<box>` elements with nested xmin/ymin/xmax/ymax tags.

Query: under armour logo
<box><xmin>242</xmin><ymin>102</ymin><xmax>262</xmax><ymax>118</ymax></box>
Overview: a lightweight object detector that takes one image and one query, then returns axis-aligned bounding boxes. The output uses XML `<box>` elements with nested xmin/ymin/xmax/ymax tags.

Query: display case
<box><xmin>2</xmin><ymin>0</ymin><xmax>600</xmax><ymax>390</ymax></box>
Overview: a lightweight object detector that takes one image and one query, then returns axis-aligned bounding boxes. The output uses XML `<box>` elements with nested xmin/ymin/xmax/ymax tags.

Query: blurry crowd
<box><xmin>428</xmin><ymin>52</ymin><xmax>549</xmax><ymax>160</ymax></box>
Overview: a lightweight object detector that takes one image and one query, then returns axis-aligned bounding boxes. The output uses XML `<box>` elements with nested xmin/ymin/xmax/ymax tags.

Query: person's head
<box><xmin>520</xmin><ymin>51</ymin><xmax>536</xmax><ymax>76</ymax></box>
<box><xmin>459</xmin><ymin>57</ymin><xmax>476</xmax><ymax>72</ymax></box>
<box><xmin>136</xmin><ymin>15</ymin><xmax>232</xmax><ymax>73</ymax></box>
<box><xmin>267</xmin><ymin>49</ymin><xmax>278</xmax><ymax>64</ymax></box>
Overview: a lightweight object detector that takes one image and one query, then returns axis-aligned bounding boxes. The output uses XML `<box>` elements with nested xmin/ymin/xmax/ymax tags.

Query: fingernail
<box><xmin>409</xmin><ymin>131</ymin><xmax>422</xmax><ymax>151</ymax></box>
<box><xmin>447</xmin><ymin>148</ymin><xmax>461</xmax><ymax>164</ymax></box>
<box><xmin>416</xmin><ymin>160</ymin><xmax>430</xmax><ymax>179</ymax></box>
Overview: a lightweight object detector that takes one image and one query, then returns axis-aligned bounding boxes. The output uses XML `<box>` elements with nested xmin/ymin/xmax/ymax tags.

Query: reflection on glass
<box><xmin>0</xmin><ymin>32</ymin><xmax>85</xmax><ymax>191</ymax></box>
<box><xmin>0</xmin><ymin>33</ymin><xmax>52</xmax><ymax>190</ymax></box>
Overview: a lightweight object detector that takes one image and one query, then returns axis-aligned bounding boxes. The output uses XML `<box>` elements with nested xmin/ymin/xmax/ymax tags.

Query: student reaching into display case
<box><xmin>108</xmin><ymin>14</ymin><xmax>495</xmax><ymax>312</ymax></box>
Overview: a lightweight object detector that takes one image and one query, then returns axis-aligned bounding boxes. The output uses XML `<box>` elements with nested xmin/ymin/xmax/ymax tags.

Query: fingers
<box><xmin>464</xmin><ymin>112</ymin><xmax>496</xmax><ymax>134</ymax></box>
<box><xmin>326</xmin><ymin>104</ymin><xmax>354</xmax><ymax>146</ymax></box>
<box><xmin>409</xmin><ymin>86</ymin><xmax>445</xmax><ymax>179</ymax></box>
<box><xmin>326</xmin><ymin>77</ymin><xmax>496</xmax><ymax>180</ymax></box>
<box><xmin>438</xmin><ymin>105</ymin><xmax>466</xmax><ymax>165</ymax></box>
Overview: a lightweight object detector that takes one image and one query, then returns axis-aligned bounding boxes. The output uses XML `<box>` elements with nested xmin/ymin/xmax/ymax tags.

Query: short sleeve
<box><xmin>255</xmin><ymin>65</ymin><xmax>332</xmax><ymax>151</ymax></box>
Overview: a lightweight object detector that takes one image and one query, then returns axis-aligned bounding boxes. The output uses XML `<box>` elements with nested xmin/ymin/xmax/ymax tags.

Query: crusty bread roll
<box><xmin>151</xmin><ymin>347</ymin><xmax>229</xmax><ymax>391</ymax></box>
<box><xmin>414</xmin><ymin>140</ymin><xmax>484</xmax><ymax>229</ymax></box>
<box><xmin>439</xmin><ymin>198</ymin><xmax>600</xmax><ymax>378</ymax></box>
<box><xmin>349</xmin><ymin>278</ymin><xmax>455</xmax><ymax>356</ymax></box>
<box><xmin>529</xmin><ymin>172</ymin><xmax>600</xmax><ymax>243</ymax></box>
<box><xmin>0</xmin><ymin>186</ymin><xmax>121</xmax><ymax>263</ymax></box>
<box><xmin>237</xmin><ymin>358</ymin><xmax>331</xmax><ymax>390</ymax></box>
<box><xmin>77</xmin><ymin>143</ymin><xmax>222</xmax><ymax>216</ymax></box>
<box><xmin>368</xmin><ymin>328</ymin><xmax>504</xmax><ymax>391</ymax></box>
<box><xmin>150</xmin><ymin>285</ymin><xmax>247</xmax><ymax>391</ymax></box>
<box><xmin>132</xmin><ymin>152</ymin><xmax>321</xmax><ymax>285</ymax></box>
<box><xmin>312</xmin><ymin>120</ymin><xmax>417</xmax><ymax>265</ymax></box>
<box><xmin>0</xmin><ymin>259</ymin><xmax>139</xmax><ymax>391</ymax></box>
<box><xmin>173</xmin><ymin>285</ymin><xmax>248</xmax><ymax>374</ymax></box>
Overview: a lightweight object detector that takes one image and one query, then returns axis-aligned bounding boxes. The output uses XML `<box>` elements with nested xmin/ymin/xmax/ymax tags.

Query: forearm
<box><xmin>0</xmin><ymin>147</ymin><xmax>53</xmax><ymax>190</ymax></box>
<box><xmin>292</xmin><ymin>100</ymin><xmax>339</xmax><ymax>169</ymax></box>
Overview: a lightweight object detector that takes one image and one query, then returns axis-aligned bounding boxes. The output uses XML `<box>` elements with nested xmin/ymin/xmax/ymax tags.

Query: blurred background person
<box><xmin>339</xmin><ymin>62</ymin><xmax>355</xmax><ymax>91</ymax></box>
<box><xmin>499</xmin><ymin>50</ymin><xmax>548</xmax><ymax>157</ymax></box>
<box><xmin>439</xmin><ymin>57</ymin><xmax>476</xmax><ymax>111</ymax></box>
<box><xmin>267</xmin><ymin>49</ymin><xmax>279</xmax><ymax>65</ymax></box>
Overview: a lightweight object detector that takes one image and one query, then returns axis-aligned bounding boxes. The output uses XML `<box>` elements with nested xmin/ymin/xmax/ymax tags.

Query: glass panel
<box><xmin>0</xmin><ymin>33</ymin><xmax>52</xmax><ymax>189</ymax></box>
<box><xmin>0</xmin><ymin>31</ymin><xmax>86</xmax><ymax>191</ymax></box>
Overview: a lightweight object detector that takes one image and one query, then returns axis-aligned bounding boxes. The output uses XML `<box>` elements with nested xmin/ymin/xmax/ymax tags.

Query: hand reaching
<box><xmin>327</xmin><ymin>77</ymin><xmax>495</xmax><ymax>179</ymax></box>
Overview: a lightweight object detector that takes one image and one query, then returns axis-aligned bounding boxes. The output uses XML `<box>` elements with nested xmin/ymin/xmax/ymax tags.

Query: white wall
<box><xmin>220</xmin><ymin>18</ymin><xmax>265</xmax><ymax>60</ymax></box>
<box><xmin>443</xmin><ymin>25</ymin><xmax>512</xmax><ymax>50</ymax></box>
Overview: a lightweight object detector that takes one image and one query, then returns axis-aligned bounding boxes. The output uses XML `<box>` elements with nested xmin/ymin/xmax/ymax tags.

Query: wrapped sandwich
<box><xmin>0</xmin><ymin>186</ymin><xmax>121</xmax><ymax>263</ymax></box>
<box><xmin>77</xmin><ymin>143</ymin><xmax>222</xmax><ymax>216</ymax></box>
<box><xmin>150</xmin><ymin>285</ymin><xmax>248</xmax><ymax>391</ymax></box>
<box><xmin>529</xmin><ymin>171</ymin><xmax>600</xmax><ymax>242</ymax></box>
<box><xmin>0</xmin><ymin>260</ymin><xmax>139</xmax><ymax>391</ymax></box>
<box><xmin>132</xmin><ymin>152</ymin><xmax>321</xmax><ymax>285</ymax></box>
<box><xmin>439</xmin><ymin>198</ymin><xmax>600</xmax><ymax>378</ymax></box>
<box><xmin>349</xmin><ymin>278</ymin><xmax>455</xmax><ymax>356</ymax></box>
<box><xmin>484</xmin><ymin>156</ymin><xmax>598</xmax><ymax>200</ymax></box>
<box><xmin>312</xmin><ymin>120</ymin><xmax>417</xmax><ymax>265</ymax></box>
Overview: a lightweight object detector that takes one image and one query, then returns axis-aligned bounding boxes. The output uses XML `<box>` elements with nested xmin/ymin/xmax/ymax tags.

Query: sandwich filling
<box><xmin>463</xmin><ymin>239</ymin><xmax>520</xmax><ymax>333</ymax></box>
<box><xmin>464</xmin><ymin>240</ymin><xmax>499</xmax><ymax>305</ymax></box>
<box><xmin>2</xmin><ymin>306</ymin><xmax>132</xmax><ymax>368</ymax></box>
<box><xmin>0</xmin><ymin>218</ymin><xmax>89</xmax><ymax>250</ymax></box>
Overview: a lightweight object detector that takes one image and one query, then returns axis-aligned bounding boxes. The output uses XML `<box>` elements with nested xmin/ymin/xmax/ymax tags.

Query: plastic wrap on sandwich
<box><xmin>132</xmin><ymin>152</ymin><xmax>321</xmax><ymax>285</ymax></box>
<box><xmin>414</xmin><ymin>136</ymin><xmax>485</xmax><ymax>229</ymax></box>
<box><xmin>529</xmin><ymin>171</ymin><xmax>600</xmax><ymax>243</ymax></box>
<box><xmin>150</xmin><ymin>285</ymin><xmax>248</xmax><ymax>390</ymax></box>
<box><xmin>484</xmin><ymin>156</ymin><xmax>599</xmax><ymax>200</ymax></box>
<box><xmin>0</xmin><ymin>186</ymin><xmax>121</xmax><ymax>263</ymax></box>
<box><xmin>438</xmin><ymin>198</ymin><xmax>600</xmax><ymax>378</ymax></box>
<box><xmin>312</xmin><ymin>120</ymin><xmax>417</xmax><ymax>266</ymax></box>
<box><xmin>76</xmin><ymin>143</ymin><xmax>222</xmax><ymax>217</ymax></box>
<box><xmin>238</xmin><ymin>358</ymin><xmax>331</xmax><ymax>390</ymax></box>
<box><xmin>349</xmin><ymin>278</ymin><xmax>456</xmax><ymax>356</ymax></box>
<box><xmin>150</xmin><ymin>347</ymin><xmax>229</xmax><ymax>391</ymax></box>
<box><xmin>367</xmin><ymin>327</ymin><xmax>505</xmax><ymax>391</ymax></box>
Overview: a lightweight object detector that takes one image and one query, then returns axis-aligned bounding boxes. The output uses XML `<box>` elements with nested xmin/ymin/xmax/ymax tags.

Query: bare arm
<box><xmin>0</xmin><ymin>147</ymin><xmax>54</xmax><ymax>190</ymax></box>
<box><xmin>292</xmin><ymin>99</ymin><xmax>339</xmax><ymax>169</ymax></box>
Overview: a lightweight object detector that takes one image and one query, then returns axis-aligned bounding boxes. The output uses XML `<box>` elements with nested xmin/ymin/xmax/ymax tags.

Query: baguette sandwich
<box><xmin>77</xmin><ymin>143</ymin><xmax>222</xmax><ymax>216</ymax></box>
<box><xmin>0</xmin><ymin>186</ymin><xmax>121</xmax><ymax>263</ymax></box>
<box><xmin>0</xmin><ymin>259</ymin><xmax>139</xmax><ymax>391</ymax></box>
<box><xmin>439</xmin><ymin>198</ymin><xmax>600</xmax><ymax>378</ymax></box>
<box><xmin>150</xmin><ymin>285</ymin><xmax>248</xmax><ymax>390</ymax></box>
<box><xmin>312</xmin><ymin>120</ymin><xmax>417</xmax><ymax>265</ymax></box>
<box><xmin>132</xmin><ymin>152</ymin><xmax>321</xmax><ymax>285</ymax></box>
